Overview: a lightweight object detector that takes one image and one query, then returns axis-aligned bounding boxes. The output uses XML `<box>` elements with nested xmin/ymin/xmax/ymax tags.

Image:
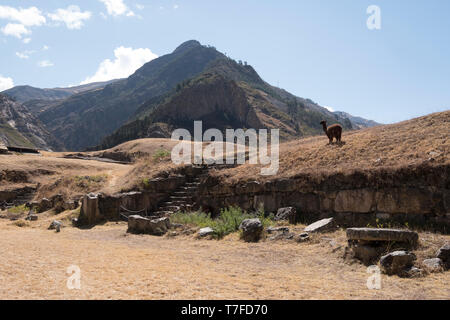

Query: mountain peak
<box><xmin>173</xmin><ymin>40</ymin><xmax>202</xmax><ymax>53</ymax></box>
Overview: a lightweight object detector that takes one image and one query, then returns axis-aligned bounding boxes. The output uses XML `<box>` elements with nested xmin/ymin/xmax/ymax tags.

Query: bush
<box><xmin>171</xmin><ymin>211</ymin><xmax>215</xmax><ymax>228</ymax></box>
<box><xmin>7</xmin><ymin>204</ymin><xmax>27</xmax><ymax>214</ymax></box>
<box><xmin>153</xmin><ymin>149</ymin><xmax>171</xmax><ymax>162</ymax></box>
<box><xmin>142</xmin><ymin>178</ymin><xmax>150</xmax><ymax>189</ymax></box>
<box><xmin>171</xmin><ymin>206</ymin><xmax>275</xmax><ymax>239</ymax></box>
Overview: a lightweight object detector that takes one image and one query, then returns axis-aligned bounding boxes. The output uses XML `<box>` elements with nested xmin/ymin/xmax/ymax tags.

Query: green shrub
<box><xmin>142</xmin><ymin>178</ymin><xmax>151</xmax><ymax>189</ymax></box>
<box><xmin>171</xmin><ymin>211</ymin><xmax>215</xmax><ymax>228</ymax></box>
<box><xmin>153</xmin><ymin>149</ymin><xmax>171</xmax><ymax>162</ymax></box>
<box><xmin>7</xmin><ymin>204</ymin><xmax>27</xmax><ymax>214</ymax></box>
<box><xmin>171</xmin><ymin>206</ymin><xmax>275</xmax><ymax>239</ymax></box>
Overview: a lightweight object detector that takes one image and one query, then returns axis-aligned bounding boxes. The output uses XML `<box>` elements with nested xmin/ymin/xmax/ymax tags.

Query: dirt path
<box><xmin>0</xmin><ymin>218</ymin><xmax>448</xmax><ymax>300</ymax></box>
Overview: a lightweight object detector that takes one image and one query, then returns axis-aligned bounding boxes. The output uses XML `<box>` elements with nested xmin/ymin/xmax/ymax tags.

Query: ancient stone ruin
<box><xmin>346</xmin><ymin>227</ymin><xmax>419</xmax><ymax>266</ymax></box>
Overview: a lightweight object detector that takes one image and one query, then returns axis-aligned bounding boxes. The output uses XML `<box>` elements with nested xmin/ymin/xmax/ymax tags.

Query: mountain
<box><xmin>2</xmin><ymin>80</ymin><xmax>120</xmax><ymax>104</ymax></box>
<box><xmin>5</xmin><ymin>40</ymin><xmax>377</xmax><ymax>152</ymax></box>
<box><xmin>37</xmin><ymin>40</ymin><xmax>225</xmax><ymax>151</ymax></box>
<box><xmin>333</xmin><ymin>111</ymin><xmax>380</xmax><ymax>129</ymax></box>
<box><xmin>97</xmin><ymin>57</ymin><xmax>356</xmax><ymax>150</ymax></box>
<box><xmin>0</xmin><ymin>94</ymin><xmax>62</xmax><ymax>150</ymax></box>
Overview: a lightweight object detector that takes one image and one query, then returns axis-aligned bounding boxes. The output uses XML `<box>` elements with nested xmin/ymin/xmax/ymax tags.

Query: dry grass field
<box><xmin>0</xmin><ymin>213</ymin><xmax>448</xmax><ymax>300</ymax></box>
<box><xmin>216</xmin><ymin>111</ymin><xmax>449</xmax><ymax>182</ymax></box>
<box><xmin>0</xmin><ymin>153</ymin><xmax>130</xmax><ymax>199</ymax></box>
<box><xmin>0</xmin><ymin>139</ymin><xmax>241</xmax><ymax>198</ymax></box>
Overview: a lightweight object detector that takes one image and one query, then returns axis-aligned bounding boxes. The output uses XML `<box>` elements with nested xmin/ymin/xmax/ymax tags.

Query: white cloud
<box><xmin>99</xmin><ymin>0</ymin><xmax>134</xmax><ymax>17</ymax></box>
<box><xmin>324</xmin><ymin>106</ymin><xmax>335</xmax><ymax>112</ymax></box>
<box><xmin>16</xmin><ymin>52</ymin><xmax>28</xmax><ymax>59</ymax></box>
<box><xmin>42</xmin><ymin>45</ymin><xmax>49</xmax><ymax>50</ymax></box>
<box><xmin>0</xmin><ymin>75</ymin><xmax>14</xmax><ymax>91</ymax></box>
<box><xmin>48</xmin><ymin>5</ymin><xmax>91</xmax><ymax>30</ymax></box>
<box><xmin>1</xmin><ymin>23</ymin><xmax>30</xmax><ymax>38</ymax></box>
<box><xmin>38</xmin><ymin>60</ymin><xmax>54</xmax><ymax>67</ymax></box>
<box><xmin>174</xmin><ymin>4</ymin><xmax>179</xmax><ymax>10</ymax></box>
<box><xmin>0</xmin><ymin>6</ymin><xmax>46</xmax><ymax>27</ymax></box>
<box><xmin>135</xmin><ymin>4</ymin><xmax>145</xmax><ymax>10</ymax></box>
<box><xmin>16</xmin><ymin>50</ymin><xmax>35</xmax><ymax>59</ymax></box>
<box><xmin>81</xmin><ymin>46</ymin><xmax>158</xmax><ymax>84</ymax></box>
<box><xmin>22</xmin><ymin>37</ymin><xmax>31</xmax><ymax>44</ymax></box>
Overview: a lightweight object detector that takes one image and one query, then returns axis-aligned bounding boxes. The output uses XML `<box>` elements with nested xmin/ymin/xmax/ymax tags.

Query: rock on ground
<box><xmin>436</xmin><ymin>243</ymin><xmax>450</xmax><ymax>270</ymax></box>
<box><xmin>274</xmin><ymin>207</ymin><xmax>296</xmax><ymax>224</ymax></box>
<box><xmin>422</xmin><ymin>258</ymin><xmax>444</xmax><ymax>273</ymax></box>
<box><xmin>295</xmin><ymin>233</ymin><xmax>310</xmax><ymax>243</ymax></box>
<box><xmin>198</xmin><ymin>227</ymin><xmax>214</xmax><ymax>237</ymax></box>
<box><xmin>304</xmin><ymin>218</ymin><xmax>335</xmax><ymax>233</ymax></box>
<box><xmin>48</xmin><ymin>220</ymin><xmax>62</xmax><ymax>232</ymax></box>
<box><xmin>266</xmin><ymin>226</ymin><xmax>289</xmax><ymax>234</ymax></box>
<box><xmin>400</xmin><ymin>266</ymin><xmax>424</xmax><ymax>278</ymax></box>
<box><xmin>37</xmin><ymin>198</ymin><xmax>52</xmax><ymax>213</ymax></box>
<box><xmin>127</xmin><ymin>215</ymin><xmax>170</xmax><ymax>236</ymax></box>
<box><xmin>239</xmin><ymin>218</ymin><xmax>263</xmax><ymax>242</ymax></box>
<box><xmin>27</xmin><ymin>214</ymin><xmax>38</xmax><ymax>221</ymax></box>
<box><xmin>380</xmin><ymin>251</ymin><xmax>416</xmax><ymax>276</ymax></box>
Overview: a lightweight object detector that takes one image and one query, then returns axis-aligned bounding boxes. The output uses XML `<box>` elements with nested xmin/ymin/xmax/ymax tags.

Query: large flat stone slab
<box><xmin>346</xmin><ymin>228</ymin><xmax>418</xmax><ymax>246</ymax></box>
<box><xmin>304</xmin><ymin>218</ymin><xmax>335</xmax><ymax>233</ymax></box>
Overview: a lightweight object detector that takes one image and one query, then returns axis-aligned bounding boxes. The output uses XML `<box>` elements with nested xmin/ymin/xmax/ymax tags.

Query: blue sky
<box><xmin>0</xmin><ymin>0</ymin><xmax>449</xmax><ymax>124</ymax></box>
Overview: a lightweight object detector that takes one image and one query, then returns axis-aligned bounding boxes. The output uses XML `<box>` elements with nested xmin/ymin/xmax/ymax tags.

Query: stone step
<box><xmin>160</xmin><ymin>206</ymin><xmax>182</xmax><ymax>212</ymax></box>
<box><xmin>153</xmin><ymin>211</ymin><xmax>174</xmax><ymax>216</ymax></box>
<box><xmin>164</xmin><ymin>201</ymin><xmax>191</xmax><ymax>207</ymax></box>
<box><xmin>177</xmin><ymin>186</ymin><xmax>198</xmax><ymax>191</ymax></box>
<box><xmin>170</xmin><ymin>196</ymin><xmax>193</xmax><ymax>202</ymax></box>
<box><xmin>173</xmin><ymin>192</ymin><xmax>194</xmax><ymax>196</ymax></box>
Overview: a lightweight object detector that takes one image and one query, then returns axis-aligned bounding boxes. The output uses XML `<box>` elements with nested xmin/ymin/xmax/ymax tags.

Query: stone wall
<box><xmin>78</xmin><ymin>174</ymin><xmax>189</xmax><ymax>226</ymax></box>
<box><xmin>0</xmin><ymin>186</ymin><xmax>36</xmax><ymax>202</ymax></box>
<box><xmin>197</xmin><ymin>164</ymin><xmax>450</xmax><ymax>232</ymax></box>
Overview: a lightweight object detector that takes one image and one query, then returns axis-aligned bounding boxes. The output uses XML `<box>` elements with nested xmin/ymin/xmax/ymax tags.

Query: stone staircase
<box><xmin>148</xmin><ymin>158</ymin><xmax>243</xmax><ymax>217</ymax></box>
<box><xmin>152</xmin><ymin>169</ymin><xmax>207</xmax><ymax>217</ymax></box>
<box><xmin>14</xmin><ymin>190</ymin><xmax>36</xmax><ymax>207</ymax></box>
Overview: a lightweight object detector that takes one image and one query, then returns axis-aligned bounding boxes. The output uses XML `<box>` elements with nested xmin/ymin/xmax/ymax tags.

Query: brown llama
<box><xmin>320</xmin><ymin>120</ymin><xmax>342</xmax><ymax>144</ymax></box>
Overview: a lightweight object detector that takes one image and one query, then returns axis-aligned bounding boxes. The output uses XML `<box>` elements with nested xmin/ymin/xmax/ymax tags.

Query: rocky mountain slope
<box><xmin>2</xmin><ymin>80</ymin><xmax>120</xmax><ymax>115</ymax></box>
<box><xmin>97</xmin><ymin>57</ymin><xmax>355</xmax><ymax>149</ymax></box>
<box><xmin>0</xmin><ymin>94</ymin><xmax>62</xmax><ymax>150</ymax></box>
<box><xmin>333</xmin><ymin>111</ymin><xmax>379</xmax><ymax>129</ymax></box>
<box><xmin>2</xmin><ymin>80</ymin><xmax>119</xmax><ymax>104</ymax></box>
<box><xmin>37</xmin><ymin>40</ymin><xmax>225</xmax><ymax>151</ymax></box>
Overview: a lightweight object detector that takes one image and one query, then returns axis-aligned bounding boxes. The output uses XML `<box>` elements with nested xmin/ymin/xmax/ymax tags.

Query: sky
<box><xmin>0</xmin><ymin>0</ymin><xmax>449</xmax><ymax>124</ymax></box>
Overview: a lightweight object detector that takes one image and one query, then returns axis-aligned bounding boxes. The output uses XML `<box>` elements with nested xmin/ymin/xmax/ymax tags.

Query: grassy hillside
<box><xmin>213</xmin><ymin>110</ymin><xmax>450</xmax><ymax>182</ymax></box>
<box><xmin>0</xmin><ymin>121</ymin><xmax>35</xmax><ymax>148</ymax></box>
